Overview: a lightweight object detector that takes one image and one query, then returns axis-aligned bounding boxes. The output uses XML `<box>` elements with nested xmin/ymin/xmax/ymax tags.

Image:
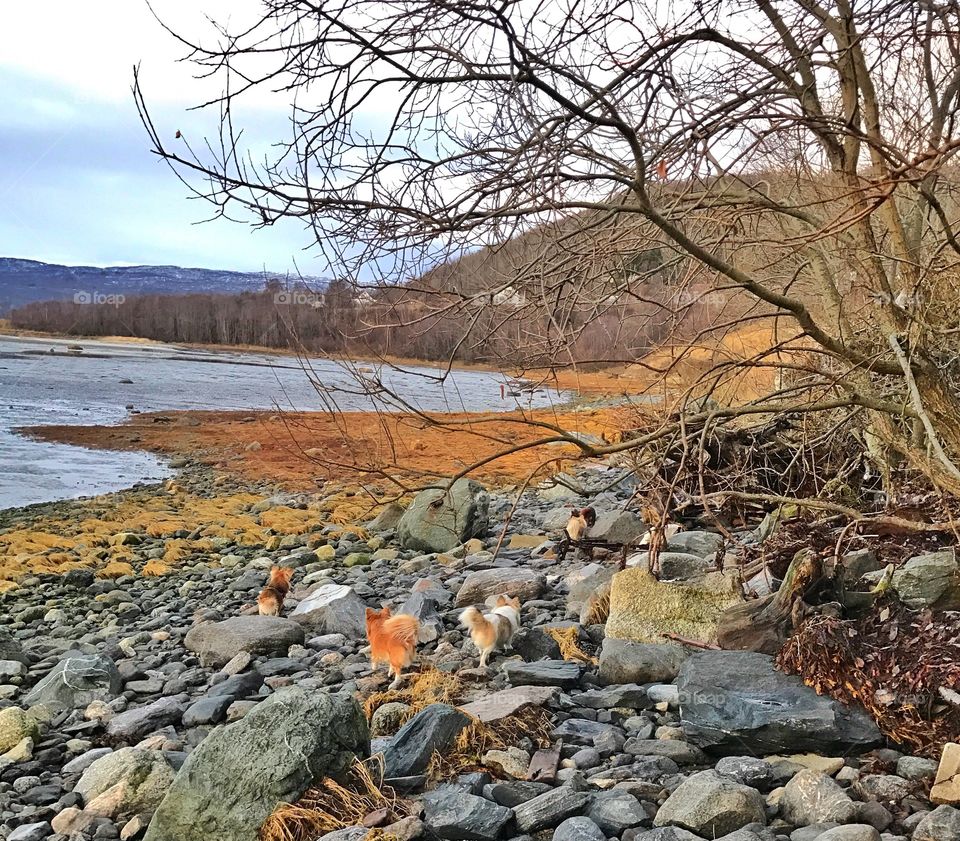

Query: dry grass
<box><xmin>428</xmin><ymin>705</ymin><xmax>554</xmax><ymax>780</ymax></box>
<box><xmin>260</xmin><ymin>757</ymin><xmax>409</xmax><ymax>841</ymax></box>
<box><xmin>547</xmin><ymin>627</ymin><xmax>598</xmax><ymax>665</ymax></box>
<box><xmin>362</xmin><ymin>668</ymin><xmax>463</xmax><ymax>723</ymax></box>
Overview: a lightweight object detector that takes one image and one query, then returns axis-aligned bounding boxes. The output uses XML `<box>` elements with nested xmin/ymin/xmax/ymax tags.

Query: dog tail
<box><xmin>460</xmin><ymin>606</ymin><xmax>492</xmax><ymax>635</ymax></box>
<box><xmin>385</xmin><ymin>614</ymin><xmax>420</xmax><ymax>646</ymax></box>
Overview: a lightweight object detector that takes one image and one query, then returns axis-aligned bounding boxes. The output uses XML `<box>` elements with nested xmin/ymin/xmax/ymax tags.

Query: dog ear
<box><xmin>381</xmin><ymin>605</ymin><xmax>392</xmax><ymax>616</ymax></box>
<box><xmin>365</xmin><ymin>607</ymin><xmax>377</xmax><ymax>619</ymax></box>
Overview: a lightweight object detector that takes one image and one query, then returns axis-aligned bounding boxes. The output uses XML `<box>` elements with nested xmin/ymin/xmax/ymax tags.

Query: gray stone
<box><xmin>63</xmin><ymin>747</ymin><xmax>114</xmax><ymax>775</ymax></box>
<box><xmin>398</xmin><ymin>592</ymin><xmax>443</xmax><ymax>643</ymax></box>
<box><xmin>815</xmin><ymin>827</ymin><xmax>880</xmax><ymax>841</ymax></box>
<box><xmin>715</xmin><ymin>756</ymin><xmax>778</xmax><ymax>790</ymax></box>
<box><xmin>503</xmin><ymin>660</ymin><xmax>582</xmax><ymax>688</ymax></box>
<box><xmin>513</xmin><ymin>786</ymin><xmax>591</xmax><ymax>833</ymax></box>
<box><xmin>455</xmin><ymin>568</ymin><xmax>545</xmax><ymax>607</ymax></box>
<box><xmin>75</xmin><ymin>747</ymin><xmax>175</xmax><ymax>818</ymax></box>
<box><xmin>912</xmin><ymin>805</ymin><xmax>960</xmax><ymax>840</ymax></box>
<box><xmin>599</xmin><ymin>639</ymin><xmax>688</xmax><ymax>685</ymax></box>
<box><xmin>552</xmin><ymin>719</ymin><xmax>620</xmax><ymax>746</ymax></box>
<box><xmin>896</xmin><ymin>756</ymin><xmax>938</xmax><ymax>781</ymax></box>
<box><xmin>624</xmin><ymin>739</ymin><xmax>709</xmax><ymax>765</ymax></box>
<box><xmin>658</xmin><ymin>552</ymin><xmax>713</xmax><ymax>580</ymax></box>
<box><xmin>667</xmin><ymin>531</ymin><xmax>725</xmax><ymax>558</ymax></box>
<box><xmin>571</xmin><ymin>684</ymin><xmax>650</xmax><ymax>710</ymax></box>
<box><xmin>23</xmin><ymin>653</ymin><xmax>122</xmax><ymax>712</ymax></box>
<box><xmin>397</xmin><ymin>479</ymin><xmax>490</xmax><ymax>553</ymax></box>
<box><xmin>182</xmin><ymin>696</ymin><xmax>232</xmax><ymax>727</ymax></box>
<box><xmin>630</xmin><ymin>830</ymin><xmax>704</xmax><ymax>841</ymax></box>
<box><xmin>588</xmin><ymin>792</ymin><xmax>648</xmax><ymax>834</ymax></box>
<box><xmin>106</xmin><ymin>696</ymin><xmax>186</xmax><ymax>742</ymax></box>
<box><xmin>485</xmin><ymin>780</ymin><xmax>552</xmax><ymax>807</ymax></box>
<box><xmin>676</xmin><ymin>651</ymin><xmax>881</xmax><ymax>755</ymax></box>
<box><xmin>553</xmin><ymin>815</ymin><xmax>606</xmax><ymax>841</ymax></box>
<box><xmin>421</xmin><ymin>788</ymin><xmax>512</xmax><ymax>840</ymax></box>
<box><xmin>368</xmin><ymin>502</ymin><xmax>405</xmax><ymax>531</ymax></box>
<box><xmin>513</xmin><ymin>628</ymin><xmax>562</xmax><ymax>662</ymax></box>
<box><xmin>589</xmin><ymin>510</ymin><xmax>647</xmax><ymax>544</ymax></box>
<box><xmin>780</xmin><ymin>769</ymin><xmax>858</xmax><ymax>827</ymax></box>
<box><xmin>654</xmin><ymin>769</ymin><xmax>766</xmax><ymax>836</ymax></box>
<box><xmin>143</xmin><ymin>687</ymin><xmax>368</xmax><ymax>841</ymax></box>
<box><xmin>183</xmin><ymin>616</ymin><xmax>305</xmax><ymax>668</ymax></box>
<box><xmin>290</xmin><ymin>584</ymin><xmax>366</xmax><ymax>636</ymax></box>
<box><xmin>7</xmin><ymin>823</ymin><xmax>51</xmax><ymax>841</ymax></box>
<box><xmin>459</xmin><ymin>686</ymin><xmax>558</xmax><ymax>723</ymax></box>
<box><xmin>382</xmin><ymin>704</ymin><xmax>471</xmax><ymax>778</ymax></box>
<box><xmin>891</xmin><ymin>551</ymin><xmax>960</xmax><ymax>609</ymax></box>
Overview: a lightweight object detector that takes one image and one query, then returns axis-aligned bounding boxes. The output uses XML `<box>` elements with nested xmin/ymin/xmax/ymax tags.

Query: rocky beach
<box><xmin>0</xmin><ymin>443</ymin><xmax>957</xmax><ymax>841</ymax></box>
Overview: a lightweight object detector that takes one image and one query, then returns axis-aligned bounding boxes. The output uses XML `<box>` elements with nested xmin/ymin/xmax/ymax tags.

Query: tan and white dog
<box><xmin>459</xmin><ymin>594</ymin><xmax>521</xmax><ymax>668</ymax></box>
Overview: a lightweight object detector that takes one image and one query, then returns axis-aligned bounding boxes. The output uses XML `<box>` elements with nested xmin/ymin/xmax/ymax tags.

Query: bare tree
<box><xmin>136</xmin><ymin>0</ymin><xmax>960</xmax><ymax>503</ymax></box>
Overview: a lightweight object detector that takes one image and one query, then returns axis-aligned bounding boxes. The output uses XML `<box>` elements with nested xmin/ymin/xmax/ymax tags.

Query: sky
<box><xmin>0</xmin><ymin>2</ymin><xmax>317</xmax><ymax>273</ymax></box>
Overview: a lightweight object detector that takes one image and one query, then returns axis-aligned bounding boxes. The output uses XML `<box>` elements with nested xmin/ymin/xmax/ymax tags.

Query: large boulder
<box><xmin>676</xmin><ymin>651</ymin><xmax>882</xmax><ymax>755</ymax></box>
<box><xmin>454</xmin><ymin>568</ymin><xmax>545</xmax><ymax>607</ymax></box>
<box><xmin>143</xmin><ymin>687</ymin><xmax>368</xmax><ymax>841</ymax></box>
<box><xmin>0</xmin><ymin>707</ymin><xmax>38</xmax><ymax>754</ymax></box>
<box><xmin>75</xmin><ymin>748</ymin><xmax>175</xmax><ymax>819</ymax></box>
<box><xmin>588</xmin><ymin>511</ymin><xmax>647</xmax><ymax>545</ymax></box>
<box><xmin>105</xmin><ymin>696</ymin><xmax>187</xmax><ymax>743</ymax></box>
<box><xmin>459</xmin><ymin>686</ymin><xmax>557</xmax><ymax>723</ymax></box>
<box><xmin>605</xmin><ymin>568</ymin><xmax>741</xmax><ymax>646</ymax></box>
<box><xmin>599</xmin><ymin>639</ymin><xmax>688</xmax><ymax>685</ymax></box>
<box><xmin>184</xmin><ymin>616</ymin><xmax>305</xmax><ymax>668</ymax></box>
<box><xmin>290</xmin><ymin>584</ymin><xmax>366</xmax><ymax>636</ymax></box>
<box><xmin>666</xmin><ymin>531</ymin><xmax>725</xmax><ymax>558</ymax></box>
<box><xmin>397</xmin><ymin>479</ymin><xmax>490</xmax><ymax>553</ymax></box>
<box><xmin>382</xmin><ymin>704</ymin><xmax>471</xmax><ymax>778</ymax></box>
<box><xmin>891</xmin><ymin>551</ymin><xmax>960</xmax><ymax>609</ymax></box>
<box><xmin>653</xmin><ymin>769</ymin><xmax>766</xmax><ymax>836</ymax></box>
<box><xmin>422</xmin><ymin>789</ymin><xmax>513</xmax><ymax>840</ymax></box>
<box><xmin>22</xmin><ymin>653</ymin><xmax>122</xmax><ymax>712</ymax></box>
<box><xmin>913</xmin><ymin>805</ymin><xmax>960</xmax><ymax>841</ymax></box>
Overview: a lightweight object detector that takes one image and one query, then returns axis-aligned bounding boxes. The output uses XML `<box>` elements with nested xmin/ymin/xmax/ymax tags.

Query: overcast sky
<box><xmin>0</xmin><ymin>2</ymin><xmax>317</xmax><ymax>273</ymax></box>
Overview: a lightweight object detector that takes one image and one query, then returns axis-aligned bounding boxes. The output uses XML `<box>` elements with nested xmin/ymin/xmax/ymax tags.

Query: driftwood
<box><xmin>716</xmin><ymin>550</ymin><xmax>824</xmax><ymax>654</ymax></box>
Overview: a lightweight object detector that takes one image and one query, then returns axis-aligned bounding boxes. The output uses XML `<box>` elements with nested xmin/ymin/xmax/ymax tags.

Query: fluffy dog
<box><xmin>459</xmin><ymin>594</ymin><xmax>521</xmax><ymax>668</ymax></box>
<box><xmin>565</xmin><ymin>506</ymin><xmax>597</xmax><ymax>541</ymax></box>
<box><xmin>257</xmin><ymin>566</ymin><xmax>294</xmax><ymax>616</ymax></box>
<box><xmin>365</xmin><ymin>607</ymin><xmax>420</xmax><ymax>688</ymax></box>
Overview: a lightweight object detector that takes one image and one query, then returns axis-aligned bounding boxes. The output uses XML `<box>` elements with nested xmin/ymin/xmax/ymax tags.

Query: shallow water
<box><xmin>0</xmin><ymin>335</ymin><xmax>561</xmax><ymax>510</ymax></box>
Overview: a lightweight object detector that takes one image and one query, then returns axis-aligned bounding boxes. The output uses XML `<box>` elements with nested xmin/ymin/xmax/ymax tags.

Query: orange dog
<box><xmin>365</xmin><ymin>607</ymin><xmax>420</xmax><ymax>688</ymax></box>
<box><xmin>257</xmin><ymin>566</ymin><xmax>294</xmax><ymax>616</ymax></box>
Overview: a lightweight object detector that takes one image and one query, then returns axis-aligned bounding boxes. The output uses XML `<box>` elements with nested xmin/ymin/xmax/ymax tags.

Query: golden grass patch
<box><xmin>547</xmin><ymin>626</ymin><xmax>598</xmax><ymax>665</ymax></box>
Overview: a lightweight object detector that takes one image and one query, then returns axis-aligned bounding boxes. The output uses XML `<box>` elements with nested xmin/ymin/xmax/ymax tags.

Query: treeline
<box><xmin>9</xmin><ymin>277</ymin><xmax>718</xmax><ymax>367</ymax></box>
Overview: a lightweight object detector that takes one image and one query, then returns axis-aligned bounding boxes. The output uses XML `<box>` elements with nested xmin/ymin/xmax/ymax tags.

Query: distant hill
<box><xmin>0</xmin><ymin>258</ymin><xmax>320</xmax><ymax>313</ymax></box>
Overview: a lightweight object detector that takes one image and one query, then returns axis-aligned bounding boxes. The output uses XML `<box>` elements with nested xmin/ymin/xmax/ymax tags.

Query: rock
<box><xmin>566</xmin><ymin>564</ymin><xmax>615</xmax><ymax>618</ymax></box>
<box><xmin>369</xmin><ymin>503</ymin><xmax>405</xmax><ymax>531</ymax></box>
<box><xmin>715</xmin><ymin>756</ymin><xmax>778</xmax><ymax>791</ymax></box>
<box><xmin>572</xmin><ymin>684</ymin><xmax>650</xmax><ymax>710</ymax></box>
<box><xmin>896</xmin><ymin>755</ymin><xmax>938</xmax><ymax>782</ymax></box>
<box><xmin>421</xmin><ymin>788</ymin><xmax>512</xmax><ymax>840</ymax></box>
<box><xmin>0</xmin><ymin>626</ymin><xmax>27</xmax><ymax>664</ymax></box>
<box><xmin>912</xmin><ymin>805</ymin><xmax>960</xmax><ymax>840</ymax></box>
<box><xmin>630</xmin><ymin>830</ymin><xmax>704</xmax><ymax>841</ymax></box>
<box><xmin>0</xmin><ymin>707</ymin><xmax>38</xmax><ymax>753</ymax></box>
<box><xmin>891</xmin><ymin>551</ymin><xmax>960</xmax><ymax>609</ymax></box>
<box><xmin>182</xmin><ymin>696</ymin><xmax>233</xmax><ymax>728</ymax></box>
<box><xmin>370</xmin><ymin>702</ymin><xmax>412</xmax><ymax>737</ymax></box>
<box><xmin>653</xmin><ymin>770</ymin><xmax>766</xmax><ymax>836</ymax></box>
<box><xmin>667</xmin><ymin>531</ymin><xmax>725</xmax><ymax>558</ymax></box>
<box><xmin>605</xmin><ymin>568</ymin><xmax>741</xmax><ymax>645</ymax></box>
<box><xmin>813</xmin><ymin>827</ymin><xmax>880</xmax><ymax>841</ymax></box>
<box><xmin>7</xmin><ymin>823</ymin><xmax>51</xmax><ymax>841</ymax></box>
<box><xmin>657</xmin><ymin>552</ymin><xmax>713</xmax><ymax>580</ymax></box>
<box><xmin>397</xmin><ymin>479</ymin><xmax>490</xmax><ymax>553</ymax></box>
<box><xmin>625</xmin><ymin>739</ymin><xmax>708</xmax><ymax>765</ymax></box>
<box><xmin>482</xmin><ymin>747</ymin><xmax>529</xmax><ymax>778</ymax></box>
<box><xmin>290</xmin><ymin>584</ymin><xmax>366</xmax><ymax>636</ymax></box>
<box><xmin>75</xmin><ymin>748</ymin><xmax>175</xmax><ymax>818</ymax></box>
<box><xmin>22</xmin><ymin>652</ymin><xmax>122</xmax><ymax>712</ymax></box>
<box><xmin>106</xmin><ymin>697</ymin><xmax>185</xmax><ymax>742</ymax></box>
<box><xmin>854</xmin><ymin>774</ymin><xmax>912</xmax><ymax>803</ymax></box>
<box><xmin>933</xmin><ymin>742</ymin><xmax>960</xmax><ymax>804</ymax></box>
<box><xmin>676</xmin><ymin>651</ymin><xmax>881</xmax><ymax>755</ymax></box>
<box><xmin>398</xmin><ymin>592</ymin><xmax>443</xmax><ymax>642</ymax></box>
<box><xmin>64</xmin><ymin>747</ymin><xmax>114</xmax><ymax>775</ymax></box>
<box><xmin>184</xmin><ymin>616</ymin><xmax>305</xmax><ymax>668</ymax></box>
<box><xmin>589</xmin><ymin>511</ymin><xmax>648</xmax><ymax>544</ymax></box>
<box><xmin>599</xmin><ymin>639</ymin><xmax>688</xmax><ymax>684</ymax></box>
<box><xmin>144</xmin><ymin>687</ymin><xmax>368</xmax><ymax>841</ymax></box>
<box><xmin>588</xmin><ymin>792</ymin><xmax>648</xmax><ymax>834</ymax></box>
<box><xmin>454</xmin><ymin>569</ymin><xmax>546</xmax><ymax>607</ymax></box>
<box><xmin>382</xmin><ymin>704</ymin><xmax>471</xmax><ymax>778</ymax></box>
<box><xmin>459</xmin><ymin>686</ymin><xmax>558</xmax><ymax>723</ymax></box>
<box><xmin>513</xmin><ymin>786</ymin><xmax>591</xmax><ymax>833</ymax></box>
<box><xmin>553</xmin><ymin>815</ymin><xmax>606</xmax><ymax>841</ymax></box>
<box><xmin>513</xmin><ymin>628</ymin><xmax>563</xmax><ymax>662</ymax></box>
<box><xmin>780</xmin><ymin>770</ymin><xmax>858</xmax><ymax>827</ymax></box>
<box><xmin>552</xmin><ymin>719</ymin><xmax>620</xmax><ymax>746</ymax></box>
<box><xmin>502</xmin><ymin>660</ymin><xmax>582</xmax><ymax>688</ymax></box>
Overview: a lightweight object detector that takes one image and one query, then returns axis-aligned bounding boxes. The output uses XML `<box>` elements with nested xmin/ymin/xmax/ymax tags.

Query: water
<box><xmin>0</xmin><ymin>335</ymin><xmax>562</xmax><ymax>510</ymax></box>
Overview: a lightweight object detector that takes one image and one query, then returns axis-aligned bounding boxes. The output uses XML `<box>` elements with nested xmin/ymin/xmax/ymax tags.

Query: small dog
<box><xmin>459</xmin><ymin>594</ymin><xmax>521</xmax><ymax>668</ymax></box>
<box><xmin>565</xmin><ymin>506</ymin><xmax>597</xmax><ymax>541</ymax></box>
<box><xmin>257</xmin><ymin>566</ymin><xmax>294</xmax><ymax>616</ymax></box>
<box><xmin>365</xmin><ymin>607</ymin><xmax>420</xmax><ymax>688</ymax></box>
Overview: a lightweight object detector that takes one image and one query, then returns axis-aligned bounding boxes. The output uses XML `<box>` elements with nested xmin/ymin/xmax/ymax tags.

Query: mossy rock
<box><xmin>606</xmin><ymin>568</ymin><xmax>742</xmax><ymax>645</ymax></box>
<box><xmin>0</xmin><ymin>707</ymin><xmax>39</xmax><ymax>754</ymax></box>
